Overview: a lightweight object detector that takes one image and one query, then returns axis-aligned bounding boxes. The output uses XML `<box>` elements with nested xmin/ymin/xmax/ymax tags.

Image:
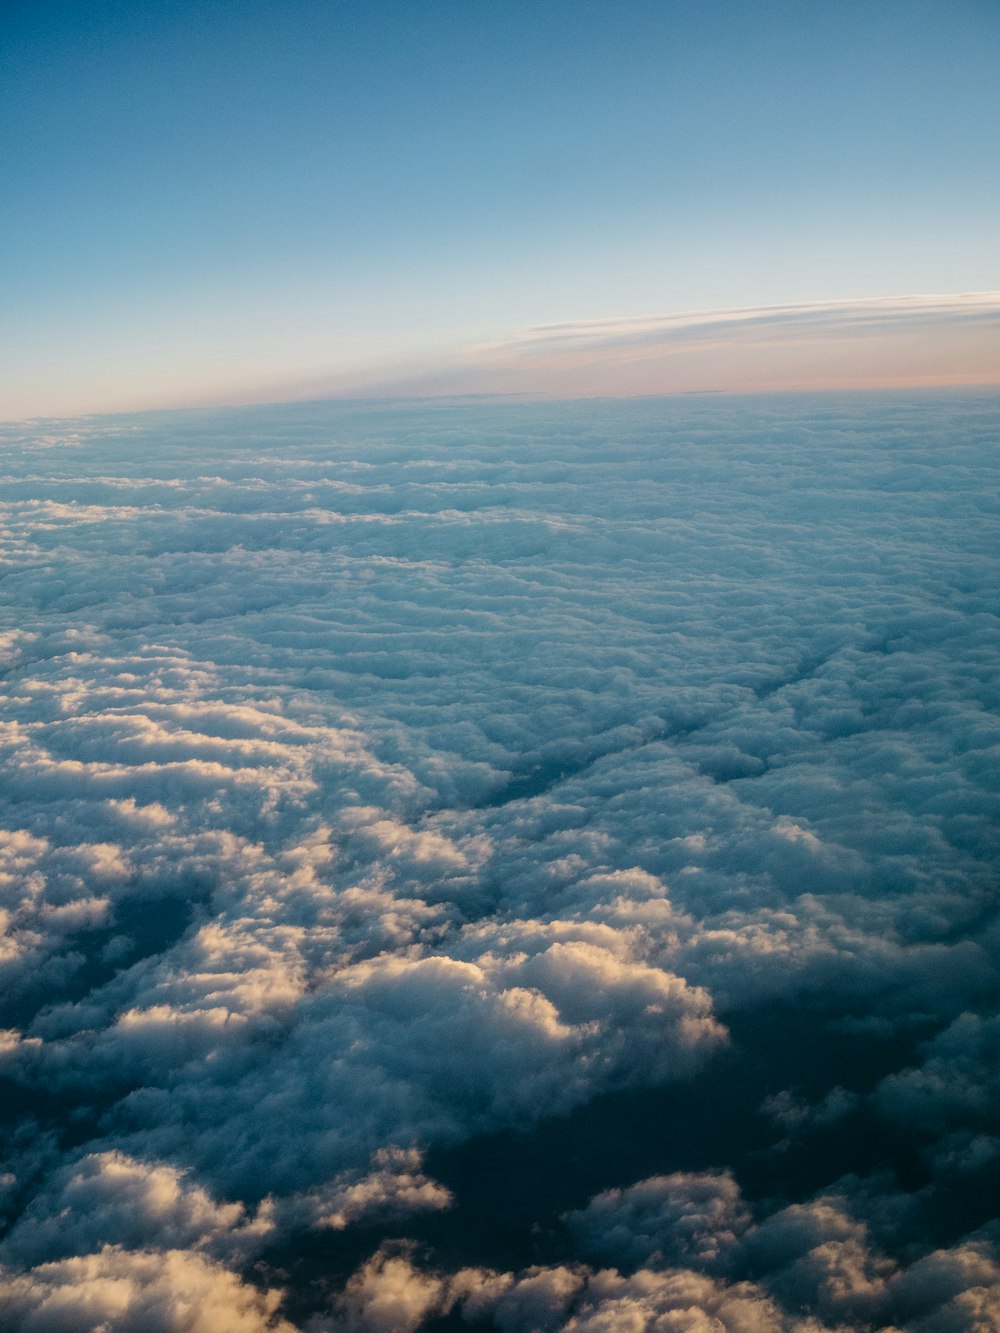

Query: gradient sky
<box><xmin>3</xmin><ymin>0</ymin><xmax>999</xmax><ymax>417</ymax></box>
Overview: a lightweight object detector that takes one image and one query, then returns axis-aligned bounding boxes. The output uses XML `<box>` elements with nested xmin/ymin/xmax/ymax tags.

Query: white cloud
<box><xmin>565</xmin><ymin>1172</ymin><xmax>751</xmax><ymax>1270</ymax></box>
<box><xmin>281</xmin><ymin>1146</ymin><xmax>452</xmax><ymax>1232</ymax></box>
<box><xmin>0</xmin><ymin>1152</ymin><xmax>272</xmax><ymax>1269</ymax></box>
<box><xmin>0</xmin><ymin>1246</ymin><xmax>294</xmax><ymax>1333</ymax></box>
<box><xmin>324</xmin><ymin>1177</ymin><xmax>1000</xmax><ymax>1330</ymax></box>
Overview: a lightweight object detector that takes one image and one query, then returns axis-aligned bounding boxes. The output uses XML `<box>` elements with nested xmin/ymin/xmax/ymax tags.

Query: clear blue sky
<box><xmin>3</xmin><ymin>0</ymin><xmax>998</xmax><ymax>416</ymax></box>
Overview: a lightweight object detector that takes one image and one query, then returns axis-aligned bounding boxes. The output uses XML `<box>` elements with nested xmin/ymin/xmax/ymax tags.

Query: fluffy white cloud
<box><xmin>0</xmin><ymin>1152</ymin><xmax>273</xmax><ymax>1269</ymax></box>
<box><xmin>280</xmin><ymin>1146</ymin><xmax>452</xmax><ymax>1232</ymax></box>
<box><xmin>324</xmin><ymin>1175</ymin><xmax>1000</xmax><ymax>1331</ymax></box>
<box><xmin>0</xmin><ymin>1246</ymin><xmax>294</xmax><ymax>1333</ymax></box>
<box><xmin>565</xmin><ymin>1171</ymin><xmax>751</xmax><ymax>1270</ymax></box>
<box><xmin>327</xmin><ymin>1247</ymin><xmax>449</xmax><ymax>1333</ymax></box>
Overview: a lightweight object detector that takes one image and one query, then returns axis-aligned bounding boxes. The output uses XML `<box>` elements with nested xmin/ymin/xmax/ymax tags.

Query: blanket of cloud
<box><xmin>0</xmin><ymin>390</ymin><xmax>997</xmax><ymax>1331</ymax></box>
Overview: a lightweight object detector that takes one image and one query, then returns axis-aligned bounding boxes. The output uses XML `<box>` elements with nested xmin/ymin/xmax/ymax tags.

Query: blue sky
<box><xmin>3</xmin><ymin>0</ymin><xmax>999</xmax><ymax>416</ymax></box>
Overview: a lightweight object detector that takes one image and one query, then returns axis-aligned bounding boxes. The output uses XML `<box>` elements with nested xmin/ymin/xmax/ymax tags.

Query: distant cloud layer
<box><xmin>306</xmin><ymin>292</ymin><xmax>1000</xmax><ymax>402</ymax></box>
<box><xmin>0</xmin><ymin>391</ymin><xmax>998</xmax><ymax>1329</ymax></box>
<box><xmin>6</xmin><ymin>293</ymin><xmax>997</xmax><ymax>419</ymax></box>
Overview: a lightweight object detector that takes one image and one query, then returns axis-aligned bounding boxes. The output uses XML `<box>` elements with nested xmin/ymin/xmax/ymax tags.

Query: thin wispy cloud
<box><xmin>312</xmin><ymin>292</ymin><xmax>1000</xmax><ymax>402</ymax></box>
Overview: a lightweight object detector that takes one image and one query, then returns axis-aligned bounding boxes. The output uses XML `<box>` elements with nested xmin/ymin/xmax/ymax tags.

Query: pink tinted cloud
<box><xmin>310</xmin><ymin>292</ymin><xmax>1000</xmax><ymax>401</ymax></box>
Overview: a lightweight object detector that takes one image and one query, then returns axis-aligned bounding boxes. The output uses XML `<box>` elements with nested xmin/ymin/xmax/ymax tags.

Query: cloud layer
<box><xmin>291</xmin><ymin>293</ymin><xmax>1000</xmax><ymax>402</ymax></box>
<box><xmin>0</xmin><ymin>390</ymin><xmax>997</xmax><ymax>1328</ymax></box>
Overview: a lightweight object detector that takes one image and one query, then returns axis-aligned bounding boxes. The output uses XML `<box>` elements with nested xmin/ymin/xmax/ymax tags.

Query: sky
<box><xmin>3</xmin><ymin>0</ymin><xmax>999</xmax><ymax>418</ymax></box>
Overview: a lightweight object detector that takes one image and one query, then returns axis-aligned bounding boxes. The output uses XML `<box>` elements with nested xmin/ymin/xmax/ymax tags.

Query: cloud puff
<box><xmin>280</xmin><ymin>1146</ymin><xmax>452</xmax><ymax>1232</ymax></box>
<box><xmin>327</xmin><ymin>1246</ymin><xmax>450</xmax><ymax>1333</ymax></box>
<box><xmin>325</xmin><ymin>1172</ymin><xmax>1000</xmax><ymax>1331</ymax></box>
<box><xmin>0</xmin><ymin>1246</ymin><xmax>294</xmax><ymax>1333</ymax></box>
<box><xmin>565</xmin><ymin>1171</ymin><xmax>751</xmax><ymax>1270</ymax></box>
<box><xmin>0</xmin><ymin>1152</ymin><xmax>272</xmax><ymax>1270</ymax></box>
<box><xmin>328</xmin><ymin>1249</ymin><xmax>835</xmax><ymax>1331</ymax></box>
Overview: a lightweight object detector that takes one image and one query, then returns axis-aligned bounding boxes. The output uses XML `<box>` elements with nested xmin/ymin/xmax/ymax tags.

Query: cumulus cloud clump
<box><xmin>0</xmin><ymin>391</ymin><xmax>997</xmax><ymax>1329</ymax></box>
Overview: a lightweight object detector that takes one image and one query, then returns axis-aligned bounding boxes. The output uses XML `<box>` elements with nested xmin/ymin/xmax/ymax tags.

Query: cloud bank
<box><xmin>274</xmin><ymin>293</ymin><xmax>1000</xmax><ymax>404</ymax></box>
<box><xmin>0</xmin><ymin>390</ymin><xmax>997</xmax><ymax>1328</ymax></box>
